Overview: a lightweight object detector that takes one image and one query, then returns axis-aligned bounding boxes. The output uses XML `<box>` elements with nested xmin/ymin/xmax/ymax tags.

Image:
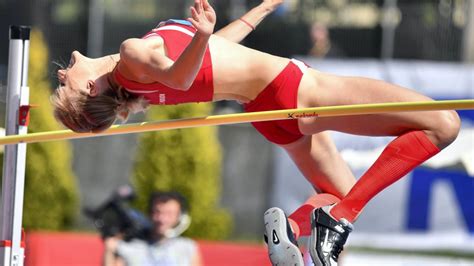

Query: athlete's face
<box><xmin>57</xmin><ymin>51</ymin><xmax>98</xmax><ymax>97</ymax></box>
<box><xmin>150</xmin><ymin>200</ymin><xmax>182</xmax><ymax>236</ymax></box>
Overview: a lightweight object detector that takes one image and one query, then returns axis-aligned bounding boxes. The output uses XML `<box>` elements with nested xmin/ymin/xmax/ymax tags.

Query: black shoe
<box><xmin>264</xmin><ymin>207</ymin><xmax>304</xmax><ymax>266</ymax></box>
<box><xmin>309</xmin><ymin>206</ymin><xmax>353</xmax><ymax>266</ymax></box>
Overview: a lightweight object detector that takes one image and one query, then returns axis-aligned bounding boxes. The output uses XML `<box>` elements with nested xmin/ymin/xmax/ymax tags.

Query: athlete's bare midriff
<box><xmin>208</xmin><ymin>34</ymin><xmax>290</xmax><ymax>103</ymax></box>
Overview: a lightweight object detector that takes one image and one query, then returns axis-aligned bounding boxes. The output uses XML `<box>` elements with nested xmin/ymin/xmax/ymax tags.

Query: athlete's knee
<box><xmin>428</xmin><ymin>110</ymin><xmax>461</xmax><ymax>149</ymax></box>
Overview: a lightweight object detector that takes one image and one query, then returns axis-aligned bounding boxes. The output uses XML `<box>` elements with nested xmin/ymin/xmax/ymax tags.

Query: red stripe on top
<box><xmin>1</xmin><ymin>240</ymin><xmax>26</xmax><ymax>248</ymax></box>
<box><xmin>114</xmin><ymin>23</ymin><xmax>214</xmax><ymax>105</ymax></box>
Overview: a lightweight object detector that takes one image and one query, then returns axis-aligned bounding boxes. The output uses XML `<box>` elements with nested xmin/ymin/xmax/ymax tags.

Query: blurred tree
<box><xmin>132</xmin><ymin>103</ymin><xmax>232</xmax><ymax>240</ymax></box>
<box><xmin>0</xmin><ymin>29</ymin><xmax>79</xmax><ymax>230</ymax></box>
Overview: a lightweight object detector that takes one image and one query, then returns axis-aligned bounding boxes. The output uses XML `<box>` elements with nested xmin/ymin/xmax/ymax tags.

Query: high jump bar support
<box><xmin>0</xmin><ymin>99</ymin><xmax>473</xmax><ymax>146</ymax></box>
<box><xmin>1</xmin><ymin>25</ymin><xmax>30</xmax><ymax>266</ymax></box>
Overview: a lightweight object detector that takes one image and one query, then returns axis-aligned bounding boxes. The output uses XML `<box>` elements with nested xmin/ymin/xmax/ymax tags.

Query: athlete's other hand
<box><xmin>188</xmin><ymin>0</ymin><xmax>216</xmax><ymax>36</ymax></box>
<box><xmin>261</xmin><ymin>0</ymin><xmax>284</xmax><ymax>12</ymax></box>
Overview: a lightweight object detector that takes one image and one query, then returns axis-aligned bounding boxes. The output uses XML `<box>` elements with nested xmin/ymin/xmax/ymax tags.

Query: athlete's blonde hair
<box><xmin>51</xmin><ymin>84</ymin><xmax>149</xmax><ymax>133</ymax></box>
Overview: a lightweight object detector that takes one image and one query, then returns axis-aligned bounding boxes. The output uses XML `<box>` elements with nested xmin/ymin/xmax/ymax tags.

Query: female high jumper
<box><xmin>52</xmin><ymin>0</ymin><xmax>460</xmax><ymax>265</ymax></box>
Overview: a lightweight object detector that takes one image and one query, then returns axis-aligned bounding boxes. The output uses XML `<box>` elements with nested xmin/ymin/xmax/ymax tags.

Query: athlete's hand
<box><xmin>261</xmin><ymin>0</ymin><xmax>284</xmax><ymax>12</ymax></box>
<box><xmin>104</xmin><ymin>236</ymin><xmax>120</xmax><ymax>252</ymax></box>
<box><xmin>188</xmin><ymin>0</ymin><xmax>216</xmax><ymax>36</ymax></box>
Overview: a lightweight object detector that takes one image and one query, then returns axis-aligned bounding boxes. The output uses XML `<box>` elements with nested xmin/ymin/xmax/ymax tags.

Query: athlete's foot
<box><xmin>264</xmin><ymin>207</ymin><xmax>304</xmax><ymax>266</ymax></box>
<box><xmin>309</xmin><ymin>206</ymin><xmax>353</xmax><ymax>266</ymax></box>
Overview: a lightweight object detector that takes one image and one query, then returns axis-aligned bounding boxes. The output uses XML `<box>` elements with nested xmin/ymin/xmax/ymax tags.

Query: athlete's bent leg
<box><xmin>267</xmin><ymin>132</ymin><xmax>354</xmax><ymax>266</ymax></box>
<box><xmin>297</xmin><ymin>71</ymin><xmax>461</xmax><ymax>221</ymax></box>
<box><xmin>297</xmin><ymin>71</ymin><xmax>461</xmax><ymax>266</ymax></box>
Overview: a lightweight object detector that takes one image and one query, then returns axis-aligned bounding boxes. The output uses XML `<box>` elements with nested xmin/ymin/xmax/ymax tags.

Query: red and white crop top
<box><xmin>114</xmin><ymin>20</ymin><xmax>214</xmax><ymax>105</ymax></box>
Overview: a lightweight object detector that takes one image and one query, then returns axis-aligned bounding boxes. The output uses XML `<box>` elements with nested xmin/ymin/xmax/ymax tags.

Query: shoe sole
<box><xmin>264</xmin><ymin>207</ymin><xmax>304</xmax><ymax>266</ymax></box>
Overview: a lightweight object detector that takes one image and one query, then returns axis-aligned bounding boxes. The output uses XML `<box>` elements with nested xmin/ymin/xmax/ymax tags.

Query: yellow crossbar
<box><xmin>1</xmin><ymin>99</ymin><xmax>473</xmax><ymax>145</ymax></box>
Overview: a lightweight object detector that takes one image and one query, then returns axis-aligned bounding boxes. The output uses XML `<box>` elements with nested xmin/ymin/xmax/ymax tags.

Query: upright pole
<box><xmin>0</xmin><ymin>25</ymin><xmax>30</xmax><ymax>266</ymax></box>
<box><xmin>87</xmin><ymin>0</ymin><xmax>105</xmax><ymax>57</ymax></box>
<box><xmin>463</xmin><ymin>0</ymin><xmax>474</xmax><ymax>62</ymax></box>
<box><xmin>380</xmin><ymin>0</ymin><xmax>399</xmax><ymax>59</ymax></box>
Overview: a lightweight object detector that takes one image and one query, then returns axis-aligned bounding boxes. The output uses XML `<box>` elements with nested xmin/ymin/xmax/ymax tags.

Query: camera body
<box><xmin>84</xmin><ymin>185</ymin><xmax>153</xmax><ymax>241</ymax></box>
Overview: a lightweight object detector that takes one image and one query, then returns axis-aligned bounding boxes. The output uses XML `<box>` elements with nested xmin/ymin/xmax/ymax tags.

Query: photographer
<box><xmin>102</xmin><ymin>191</ymin><xmax>202</xmax><ymax>266</ymax></box>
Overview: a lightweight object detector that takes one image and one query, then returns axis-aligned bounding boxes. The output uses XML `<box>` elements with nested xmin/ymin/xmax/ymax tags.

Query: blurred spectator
<box><xmin>103</xmin><ymin>191</ymin><xmax>202</xmax><ymax>266</ymax></box>
<box><xmin>308</xmin><ymin>22</ymin><xmax>344</xmax><ymax>58</ymax></box>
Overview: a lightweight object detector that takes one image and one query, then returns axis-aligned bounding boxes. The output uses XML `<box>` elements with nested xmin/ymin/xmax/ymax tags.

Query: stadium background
<box><xmin>0</xmin><ymin>0</ymin><xmax>473</xmax><ymax>265</ymax></box>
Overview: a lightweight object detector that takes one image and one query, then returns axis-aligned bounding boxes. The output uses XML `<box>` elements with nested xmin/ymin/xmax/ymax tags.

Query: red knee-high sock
<box><xmin>288</xmin><ymin>193</ymin><xmax>340</xmax><ymax>239</ymax></box>
<box><xmin>330</xmin><ymin>131</ymin><xmax>440</xmax><ymax>223</ymax></box>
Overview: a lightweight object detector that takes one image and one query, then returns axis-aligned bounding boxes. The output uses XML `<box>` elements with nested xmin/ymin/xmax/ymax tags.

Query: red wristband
<box><xmin>239</xmin><ymin>18</ymin><xmax>255</xmax><ymax>31</ymax></box>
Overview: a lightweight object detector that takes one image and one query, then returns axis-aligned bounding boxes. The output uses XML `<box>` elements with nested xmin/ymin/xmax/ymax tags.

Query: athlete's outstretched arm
<box><xmin>214</xmin><ymin>0</ymin><xmax>283</xmax><ymax>43</ymax></box>
<box><xmin>119</xmin><ymin>0</ymin><xmax>215</xmax><ymax>90</ymax></box>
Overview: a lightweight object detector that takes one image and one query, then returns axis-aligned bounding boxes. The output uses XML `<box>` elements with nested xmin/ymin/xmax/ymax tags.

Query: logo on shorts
<box><xmin>287</xmin><ymin>112</ymin><xmax>319</xmax><ymax>119</ymax></box>
<box><xmin>159</xmin><ymin>94</ymin><xmax>166</xmax><ymax>104</ymax></box>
